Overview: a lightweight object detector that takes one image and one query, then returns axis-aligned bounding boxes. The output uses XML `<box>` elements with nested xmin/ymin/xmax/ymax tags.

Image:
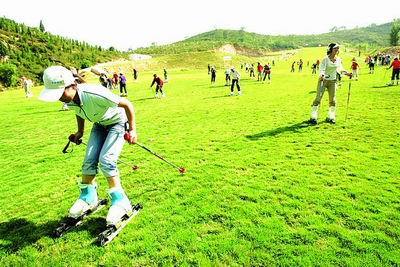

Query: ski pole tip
<box><xmin>132</xmin><ymin>165</ymin><xmax>139</xmax><ymax>171</ymax></box>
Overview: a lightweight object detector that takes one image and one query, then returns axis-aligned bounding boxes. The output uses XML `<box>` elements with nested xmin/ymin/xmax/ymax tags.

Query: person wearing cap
<box><xmin>230</xmin><ymin>67</ymin><xmax>241</xmax><ymax>96</ymax></box>
<box><xmin>309</xmin><ymin>43</ymin><xmax>352</xmax><ymax>124</ymax></box>
<box><xmin>387</xmin><ymin>57</ymin><xmax>400</xmax><ymax>86</ymax></box>
<box><xmin>38</xmin><ymin>65</ymin><xmax>137</xmax><ymax>227</ymax></box>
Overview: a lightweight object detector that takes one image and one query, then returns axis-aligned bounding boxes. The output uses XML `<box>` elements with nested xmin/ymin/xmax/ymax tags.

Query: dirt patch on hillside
<box><xmin>383</xmin><ymin>46</ymin><xmax>400</xmax><ymax>56</ymax></box>
<box><xmin>218</xmin><ymin>44</ymin><xmax>237</xmax><ymax>54</ymax></box>
<box><xmin>217</xmin><ymin>44</ymin><xmax>266</xmax><ymax>57</ymax></box>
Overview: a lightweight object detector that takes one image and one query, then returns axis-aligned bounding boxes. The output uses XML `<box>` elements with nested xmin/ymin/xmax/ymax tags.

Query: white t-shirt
<box><xmin>319</xmin><ymin>56</ymin><xmax>345</xmax><ymax>81</ymax></box>
<box><xmin>67</xmin><ymin>84</ymin><xmax>127</xmax><ymax>126</ymax></box>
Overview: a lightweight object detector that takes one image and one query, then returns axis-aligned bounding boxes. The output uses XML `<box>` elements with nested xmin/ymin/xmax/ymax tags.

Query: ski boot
<box><xmin>69</xmin><ymin>183</ymin><xmax>99</xmax><ymax>218</ymax></box>
<box><xmin>106</xmin><ymin>187</ymin><xmax>133</xmax><ymax>227</ymax></box>
<box><xmin>97</xmin><ymin>188</ymin><xmax>141</xmax><ymax>246</ymax></box>
<box><xmin>53</xmin><ymin>184</ymin><xmax>107</xmax><ymax>237</ymax></box>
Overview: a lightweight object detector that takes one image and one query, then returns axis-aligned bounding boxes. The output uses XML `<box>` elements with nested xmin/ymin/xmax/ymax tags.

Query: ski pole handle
<box><xmin>68</xmin><ymin>134</ymin><xmax>82</xmax><ymax>145</ymax></box>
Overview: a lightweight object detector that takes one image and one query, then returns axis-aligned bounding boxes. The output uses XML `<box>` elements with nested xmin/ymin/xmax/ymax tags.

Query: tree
<box><xmin>0</xmin><ymin>63</ymin><xmax>18</xmax><ymax>87</ymax></box>
<box><xmin>390</xmin><ymin>20</ymin><xmax>400</xmax><ymax>46</ymax></box>
<box><xmin>0</xmin><ymin>42</ymin><xmax>8</xmax><ymax>58</ymax></box>
<box><xmin>39</xmin><ymin>20</ymin><xmax>45</xmax><ymax>32</ymax></box>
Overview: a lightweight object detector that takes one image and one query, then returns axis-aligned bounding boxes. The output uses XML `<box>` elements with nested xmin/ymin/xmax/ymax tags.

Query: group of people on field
<box><xmin>29</xmin><ymin>40</ymin><xmax>400</xmax><ymax>235</ymax></box>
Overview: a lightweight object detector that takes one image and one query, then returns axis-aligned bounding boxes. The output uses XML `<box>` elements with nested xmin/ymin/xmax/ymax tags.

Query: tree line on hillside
<box><xmin>0</xmin><ymin>17</ymin><xmax>126</xmax><ymax>88</ymax></box>
<box><xmin>135</xmin><ymin>20</ymin><xmax>399</xmax><ymax>56</ymax></box>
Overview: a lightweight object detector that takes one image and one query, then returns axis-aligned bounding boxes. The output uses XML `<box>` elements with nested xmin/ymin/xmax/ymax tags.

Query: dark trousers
<box><xmin>120</xmin><ymin>83</ymin><xmax>127</xmax><ymax>94</ymax></box>
<box><xmin>211</xmin><ymin>74</ymin><xmax>216</xmax><ymax>83</ymax></box>
<box><xmin>263</xmin><ymin>72</ymin><xmax>270</xmax><ymax>81</ymax></box>
<box><xmin>391</xmin><ymin>69</ymin><xmax>400</xmax><ymax>80</ymax></box>
<box><xmin>156</xmin><ymin>85</ymin><xmax>164</xmax><ymax>94</ymax></box>
<box><xmin>231</xmin><ymin>79</ymin><xmax>240</xmax><ymax>92</ymax></box>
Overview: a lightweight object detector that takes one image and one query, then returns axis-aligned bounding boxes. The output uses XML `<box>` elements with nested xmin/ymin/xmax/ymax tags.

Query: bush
<box><xmin>0</xmin><ymin>63</ymin><xmax>18</xmax><ymax>87</ymax></box>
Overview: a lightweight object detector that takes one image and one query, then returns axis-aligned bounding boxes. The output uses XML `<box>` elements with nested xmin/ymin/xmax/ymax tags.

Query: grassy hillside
<box><xmin>134</xmin><ymin>22</ymin><xmax>395</xmax><ymax>55</ymax></box>
<box><xmin>0</xmin><ymin>47</ymin><xmax>399</xmax><ymax>266</ymax></box>
<box><xmin>0</xmin><ymin>17</ymin><xmax>126</xmax><ymax>85</ymax></box>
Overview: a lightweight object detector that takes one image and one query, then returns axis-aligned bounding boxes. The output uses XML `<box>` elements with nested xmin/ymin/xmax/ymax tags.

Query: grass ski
<box><xmin>97</xmin><ymin>203</ymin><xmax>142</xmax><ymax>246</ymax></box>
<box><xmin>52</xmin><ymin>199</ymin><xmax>108</xmax><ymax>238</ymax></box>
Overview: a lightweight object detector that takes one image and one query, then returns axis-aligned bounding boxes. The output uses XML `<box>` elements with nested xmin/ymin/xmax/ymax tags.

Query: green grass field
<box><xmin>0</xmin><ymin>47</ymin><xmax>399</xmax><ymax>266</ymax></box>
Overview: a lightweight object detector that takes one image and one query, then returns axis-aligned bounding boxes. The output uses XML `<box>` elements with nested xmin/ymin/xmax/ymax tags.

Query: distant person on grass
<box><xmin>150</xmin><ymin>74</ymin><xmax>165</xmax><ymax>98</ymax></box>
<box><xmin>230</xmin><ymin>67</ymin><xmax>241</xmax><ymax>96</ymax></box>
<box><xmin>133</xmin><ymin>68</ymin><xmax>138</xmax><ymax>80</ymax></box>
<box><xmin>225</xmin><ymin>67</ymin><xmax>231</xmax><ymax>86</ymax></box>
<box><xmin>309</xmin><ymin>43</ymin><xmax>352</xmax><ymax>125</ymax></box>
<box><xmin>291</xmin><ymin>61</ymin><xmax>296</xmax><ymax>72</ymax></box>
<box><xmin>263</xmin><ymin>63</ymin><xmax>271</xmax><ymax>83</ymax></box>
<box><xmin>119</xmin><ymin>73</ymin><xmax>127</xmax><ymax>97</ymax></box>
<box><xmin>249</xmin><ymin>64</ymin><xmax>255</xmax><ymax>78</ymax></box>
<box><xmin>351</xmin><ymin>58</ymin><xmax>360</xmax><ymax>81</ymax></box>
<box><xmin>210</xmin><ymin>66</ymin><xmax>216</xmax><ymax>84</ymax></box>
<box><xmin>387</xmin><ymin>57</ymin><xmax>400</xmax><ymax>86</ymax></box>
<box><xmin>368</xmin><ymin>59</ymin><xmax>375</xmax><ymax>74</ymax></box>
<box><xmin>163</xmin><ymin>68</ymin><xmax>168</xmax><ymax>83</ymax></box>
<box><xmin>38</xmin><ymin>65</ymin><xmax>137</xmax><ymax>227</ymax></box>
<box><xmin>311</xmin><ymin>63</ymin><xmax>317</xmax><ymax>75</ymax></box>
<box><xmin>257</xmin><ymin>62</ymin><xmax>263</xmax><ymax>81</ymax></box>
<box><xmin>21</xmin><ymin>76</ymin><xmax>33</xmax><ymax>98</ymax></box>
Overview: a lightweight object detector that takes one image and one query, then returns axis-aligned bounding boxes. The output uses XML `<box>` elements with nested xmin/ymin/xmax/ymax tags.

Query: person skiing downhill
<box><xmin>150</xmin><ymin>74</ymin><xmax>165</xmax><ymax>97</ymax></box>
<box><xmin>38</xmin><ymin>66</ymin><xmax>137</xmax><ymax>227</ymax></box>
<box><xmin>309</xmin><ymin>43</ymin><xmax>352</xmax><ymax>124</ymax></box>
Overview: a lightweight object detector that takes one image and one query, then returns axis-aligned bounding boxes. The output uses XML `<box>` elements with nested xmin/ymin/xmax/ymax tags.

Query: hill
<box><xmin>134</xmin><ymin>22</ymin><xmax>395</xmax><ymax>55</ymax></box>
<box><xmin>0</xmin><ymin>17</ymin><xmax>127</xmax><ymax>86</ymax></box>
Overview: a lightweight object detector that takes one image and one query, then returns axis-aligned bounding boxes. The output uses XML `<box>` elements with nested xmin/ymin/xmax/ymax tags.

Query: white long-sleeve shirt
<box><xmin>319</xmin><ymin>56</ymin><xmax>346</xmax><ymax>80</ymax></box>
<box><xmin>231</xmin><ymin>70</ymin><xmax>240</xmax><ymax>80</ymax></box>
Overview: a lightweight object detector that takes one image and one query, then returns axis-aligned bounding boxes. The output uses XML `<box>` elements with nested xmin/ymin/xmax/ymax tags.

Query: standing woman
<box><xmin>38</xmin><ymin>66</ymin><xmax>137</xmax><ymax>227</ymax></box>
<box><xmin>309</xmin><ymin>43</ymin><xmax>352</xmax><ymax>124</ymax></box>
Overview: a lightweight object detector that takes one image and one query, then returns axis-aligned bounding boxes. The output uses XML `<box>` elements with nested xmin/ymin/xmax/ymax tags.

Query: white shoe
<box><xmin>328</xmin><ymin>106</ymin><xmax>336</xmax><ymax>121</ymax></box>
<box><xmin>106</xmin><ymin>188</ymin><xmax>132</xmax><ymax>226</ymax></box>
<box><xmin>229</xmin><ymin>92</ymin><xmax>234</xmax><ymax>96</ymax></box>
<box><xmin>238</xmin><ymin>91</ymin><xmax>242</xmax><ymax>96</ymax></box>
<box><xmin>69</xmin><ymin>184</ymin><xmax>98</xmax><ymax>218</ymax></box>
<box><xmin>62</xmin><ymin>103</ymin><xmax>69</xmax><ymax>111</ymax></box>
<box><xmin>161</xmin><ymin>93</ymin><xmax>166</xmax><ymax>98</ymax></box>
<box><xmin>155</xmin><ymin>93</ymin><xmax>159</xmax><ymax>98</ymax></box>
<box><xmin>310</xmin><ymin>105</ymin><xmax>318</xmax><ymax>120</ymax></box>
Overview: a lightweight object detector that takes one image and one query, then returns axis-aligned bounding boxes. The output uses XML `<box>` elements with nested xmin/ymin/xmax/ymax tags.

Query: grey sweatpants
<box><xmin>312</xmin><ymin>80</ymin><xmax>337</xmax><ymax>107</ymax></box>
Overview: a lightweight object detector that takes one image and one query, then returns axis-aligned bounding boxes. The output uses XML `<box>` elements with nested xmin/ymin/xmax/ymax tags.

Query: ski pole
<box><xmin>63</xmin><ymin>134</ymin><xmax>139</xmax><ymax>171</ymax></box>
<box><xmin>345</xmin><ymin>77</ymin><xmax>352</xmax><ymax>121</ymax></box>
<box><xmin>124</xmin><ymin>132</ymin><xmax>186</xmax><ymax>174</ymax></box>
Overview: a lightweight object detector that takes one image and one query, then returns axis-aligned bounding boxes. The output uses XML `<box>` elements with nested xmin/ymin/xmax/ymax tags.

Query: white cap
<box><xmin>38</xmin><ymin>66</ymin><xmax>75</xmax><ymax>102</ymax></box>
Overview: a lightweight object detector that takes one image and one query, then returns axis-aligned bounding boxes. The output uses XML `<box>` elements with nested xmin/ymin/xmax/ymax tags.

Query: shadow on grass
<box><xmin>133</xmin><ymin>96</ymin><xmax>157</xmax><ymax>102</ymax></box>
<box><xmin>371</xmin><ymin>85</ymin><xmax>396</xmax><ymax>89</ymax></box>
<box><xmin>21</xmin><ymin>110</ymin><xmax>61</xmax><ymax>116</ymax></box>
<box><xmin>203</xmin><ymin>95</ymin><xmax>232</xmax><ymax>100</ymax></box>
<box><xmin>246</xmin><ymin>120</ymin><xmax>313</xmax><ymax>140</ymax></box>
<box><xmin>0</xmin><ymin>217</ymin><xmax>106</xmax><ymax>253</ymax></box>
<box><xmin>209</xmin><ymin>85</ymin><xmax>229</xmax><ymax>88</ymax></box>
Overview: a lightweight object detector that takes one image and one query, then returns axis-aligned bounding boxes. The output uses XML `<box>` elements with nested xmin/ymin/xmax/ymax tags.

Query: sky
<box><xmin>1</xmin><ymin>0</ymin><xmax>399</xmax><ymax>51</ymax></box>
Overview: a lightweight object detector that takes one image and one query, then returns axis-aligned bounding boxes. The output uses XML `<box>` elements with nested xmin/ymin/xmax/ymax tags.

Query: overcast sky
<box><xmin>1</xmin><ymin>0</ymin><xmax>399</xmax><ymax>51</ymax></box>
